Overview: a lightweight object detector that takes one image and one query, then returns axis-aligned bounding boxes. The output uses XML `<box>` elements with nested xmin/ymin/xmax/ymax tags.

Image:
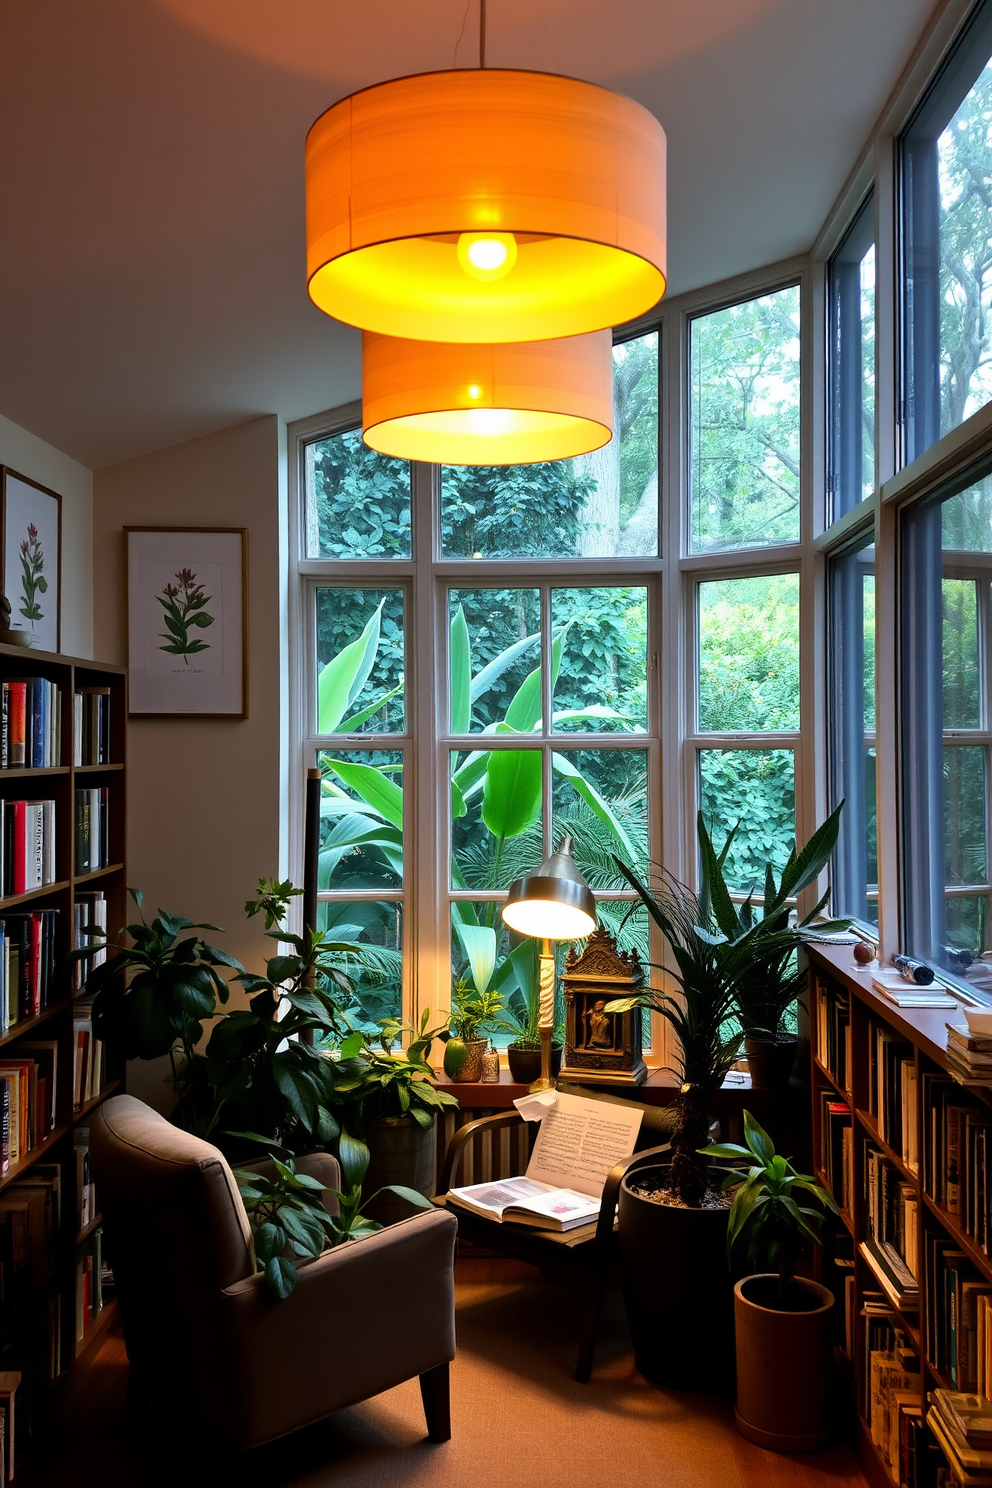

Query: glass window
<box><xmin>304</xmin><ymin>430</ymin><xmax>411</xmax><ymax>559</ymax></box>
<box><xmin>690</xmin><ymin>286</ymin><xmax>801</xmax><ymax>552</ymax></box>
<box><xmin>827</xmin><ymin>535</ymin><xmax>877</xmax><ymax>925</ymax></box>
<box><xmin>828</xmin><ymin>196</ymin><xmax>875</xmax><ymax>520</ymax></box>
<box><xmin>551</xmin><ymin>587</ymin><xmax>648</xmax><ymax>733</ymax></box>
<box><xmin>447</xmin><ymin>588</ymin><xmax>541</xmax><ymax>732</ymax></box>
<box><xmin>315</xmin><ymin>587</ymin><xmax>405</xmax><ymax>734</ymax></box>
<box><xmin>903</xmin><ymin>5</ymin><xmax>992</xmax><ymax>461</ymax></box>
<box><xmin>440</xmin><ymin>332</ymin><xmax>659</xmax><ymax>558</ymax></box>
<box><xmin>901</xmin><ymin>474</ymin><xmax>992</xmax><ymax>980</ymax></box>
<box><xmin>697</xmin><ymin>574</ymin><xmax>800</xmax><ymax>732</ymax></box>
<box><xmin>697</xmin><ymin>748</ymin><xmax>796</xmax><ymax>891</ymax></box>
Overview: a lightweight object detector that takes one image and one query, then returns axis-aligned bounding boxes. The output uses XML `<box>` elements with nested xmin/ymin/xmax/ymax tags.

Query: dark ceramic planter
<box><xmin>618</xmin><ymin>1164</ymin><xmax>734</xmax><ymax>1392</ymax></box>
<box><xmin>745</xmin><ymin>1033</ymin><xmax>799</xmax><ymax>1089</ymax></box>
<box><xmin>362</xmin><ymin>1115</ymin><xmax>436</xmax><ymax>1225</ymax></box>
<box><xmin>734</xmin><ymin>1274</ymin><xmax>834</xmax><ymax>1452</ymax></box>
<box><xmin>506</xmin><ymin>1043</ymin><xmax>563</xmax><ymax>1085</ymax></box>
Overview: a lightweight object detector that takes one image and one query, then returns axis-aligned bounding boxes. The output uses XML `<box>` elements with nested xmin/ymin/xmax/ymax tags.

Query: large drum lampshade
<box><xmin>361</xmin><ymin>329</ymin><xmax>613</xmax><ymax>465</ymax></box>
<box><xmin>306</xmin><ymin>69</ymin><xmax>667</xmax><ymax>343</ymax></box>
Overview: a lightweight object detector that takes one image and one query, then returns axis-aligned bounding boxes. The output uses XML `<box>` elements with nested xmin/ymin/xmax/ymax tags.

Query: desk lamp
<box><xmin>501</xmin><ymin>835</ymin><xmax>596</xmax><ymax>1092</ymax></box>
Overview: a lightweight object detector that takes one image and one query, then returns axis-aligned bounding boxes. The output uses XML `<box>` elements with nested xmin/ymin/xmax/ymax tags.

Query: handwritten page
<box><xmin>525</xmin><ymin>1091</ymin><xmax>643</xmax><ymax>1199</ymax></box>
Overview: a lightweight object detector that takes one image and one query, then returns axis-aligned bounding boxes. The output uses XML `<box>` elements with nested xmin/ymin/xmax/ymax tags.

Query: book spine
<box><xmin>7</xmin><ymin>685</ymin><xmax>25</xmax><ymax>770</ymax></box>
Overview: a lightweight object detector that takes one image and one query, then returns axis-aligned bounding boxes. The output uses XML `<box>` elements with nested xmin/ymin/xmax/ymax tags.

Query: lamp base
<box><xmin>528</xmin><ymin>1027</ymin><xmax>556</xmax><ymax>1093</ymax></box>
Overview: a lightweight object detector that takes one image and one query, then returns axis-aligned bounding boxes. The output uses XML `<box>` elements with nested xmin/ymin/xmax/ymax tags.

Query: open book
<box><xmin>448</xmin><ymin>1091</ymin><xmax>643</xmax><ymax>1231</ymax></box>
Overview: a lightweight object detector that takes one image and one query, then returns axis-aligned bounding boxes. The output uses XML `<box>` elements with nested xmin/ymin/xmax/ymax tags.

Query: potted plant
<box><xmin>496</xmin><ymin>939</ymin><xmax>564</xmax><ymax>1084</ymax></box>
<box><xmin>606</xmin><ymin>863</ymin><xmax>747</xmax><ymax>1391</ymax></box>
<box><xmin>697</xmin><ymin>804</ymin><xmax>848</xmax><ymax>1089</ymax></box>
<box><xmin>707</xmin><ymin>1111</ymin><xmax>839</xmax><ymax>1451</ymax></box>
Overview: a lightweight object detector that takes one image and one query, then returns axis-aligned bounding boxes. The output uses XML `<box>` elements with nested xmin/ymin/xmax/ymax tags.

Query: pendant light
<box><xmin>305</xmin><ymin>65</ymin><xmax>667</xmax><ymax>344</ymax></box>
<box><xmin>361</xmin><ymin>329</ymin><xmax>613</xmax><ymax>465</ymax></box>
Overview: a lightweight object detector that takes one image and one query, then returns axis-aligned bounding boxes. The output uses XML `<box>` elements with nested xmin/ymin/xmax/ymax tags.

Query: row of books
<box><xmin>0</xmin><ymin>1162</ymin><xmax>60</xmax><ymax>1297</ymax></box>
<box><xmin>863</xmin><ymin>1144</ymin><xmax>920</xmax><ymax>1309</ymax></box>
<box><xmin>72</xmin><ymin>687</ymin><xmax>110</xmax><ymax>767</ymax></box>
<box><xmin>0</xmin><ymin>1041</ymin><xmax>57</xmax><ymax>1171</ymax></box>
<box><xmin>71</xmin><ymin>891</ymin><xmax>106</xmax><ymax>993</ymax></box>
<box><xmin>815</xmin><ymin>975</ymin><xmax>852</xmax><ymax>1093</ymax></box>
<box><xmin>927</xmin><ymin>1233</ymin><xmax>992</xmax><ymax>1393</ymax></box>
<box><xmin>929</xmin><ymin>1389</ymin><xmax>992</xmax><ymax>1487</ymax></box>
<box><xmin>0</xmin><ymin>909</ymin><xmax>62</xmax><ymax>1034</ymax></box>
<box><xmin>74</xmin><ymin>788</ymin><xmax>109</xmax><ymax>876</ymax></box>
<box><xmin>74</xmin><ymin>1127</ymin><xmax>95</xmax><ymax>1235</ymax></box>
<box><xmin>2</xmin><ymin>799</ymin><xmax>56</xmax><ymax>898</ymax></box>
<box><xmin>75</xmin><ymin>1229</ymin><xmax>112</xmax><ymax>1346</ymax></box>
<box><xmin>864</xmin><ymin>1301</ymin><xmax>948</xmax><ymax>1486</ymax></box>
<box><xmin>820</xmin><ymin>1091</ymin><xmax>853</xmax><ymax>1214</ymax></box>
<box><xmin>922</xmin><ymin>1073</ymin><xmax>992</xmax><ymax>1256</ymax></box>
<box><xmin>0</xmin><ymin>679</ymin><xmax>60</xmax><ymax>771</ymax></box>
<box><xmin>869</xmin><ymin>1022</ymin><xmax>920</xmax><ymax>1175</ymax></box>
<box><xmin>73</xmin><ymin>998</ymin><xmax>105</xmax><ymax>1111</ymax></box>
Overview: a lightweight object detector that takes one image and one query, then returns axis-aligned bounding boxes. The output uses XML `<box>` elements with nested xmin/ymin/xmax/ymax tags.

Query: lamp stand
<box><xmin>529</xmin><ymin>938</ymin><xmax>557</xmax><ymax>1093</ymax></box>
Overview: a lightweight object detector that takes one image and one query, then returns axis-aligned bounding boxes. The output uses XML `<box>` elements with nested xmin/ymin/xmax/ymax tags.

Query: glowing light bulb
<box><xmin>468</xmin><ymin>407</ymin><xmax>512</xmax><ymax>434</ymax></box>
<box><xmin>457</xmin><ymin>232</ymin><xmax>518</xmax><ymax>282</ymax></box>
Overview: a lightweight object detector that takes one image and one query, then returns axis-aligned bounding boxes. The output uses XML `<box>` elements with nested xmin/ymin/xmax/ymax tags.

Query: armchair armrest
<box><xmin>438</xmin><ymin>1109</ymin><xmax>526</xmax><ymax>1193</ymax></box>
<box><xmin>594</xmin><ymin>1142</ymin><xmax>671</xmax><ymax>1254</ymax></box>
<box><xmin>216</xmin><ymin>1206</ymin><xmax>457</xmax><ymax>1449</ymax></box>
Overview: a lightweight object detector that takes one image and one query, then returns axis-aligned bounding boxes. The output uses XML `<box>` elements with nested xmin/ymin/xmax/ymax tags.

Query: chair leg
<box><xmin>419</xmin><ymin>1362</ymin><xmax>451</xmax><ymax>1443</ymax></box>
<box><xmin>574</xmin><ymin>1260</ymin><xmax>611</xmax><ymax>1384</ymax></box>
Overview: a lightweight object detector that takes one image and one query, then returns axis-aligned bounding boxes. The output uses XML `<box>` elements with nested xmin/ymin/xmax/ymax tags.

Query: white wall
<box><xmin>0</xmin><ymin>413</ymin><xmax>93</xmax><ymax>657</ymax></box>
<box><xmin>93</xmin><ymin>415</ymin><xmax>288</xmax><ymax>1106</ymax></box>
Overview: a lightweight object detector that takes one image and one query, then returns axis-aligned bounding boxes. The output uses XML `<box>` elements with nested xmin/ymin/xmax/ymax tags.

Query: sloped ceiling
<box><xmin>0</xmin><ymin>0</ymin><xmax>936</xmax><ymax>468</ymax></box>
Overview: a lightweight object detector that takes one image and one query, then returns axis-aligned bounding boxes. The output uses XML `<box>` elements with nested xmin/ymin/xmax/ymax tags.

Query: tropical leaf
<box><xmin>482</xmin><ymin>749</ymin><xmax>542</xmax><ymax>841</ymax></box>
<box><xmin>317</xmin><ymin>600</ymin><xmax>384</xmax><ymax>733</ymax></box>
<box><xmin>449</xmin><ymin>603</ymin><xmax>472</xmax><ymax>733</ymax></box>
<box><xmin>322</xmin><ymin>760</ymin><xmax>403</xmax><ymax>830</ymax></box>
<box><xmin>454</xmin><ymin>922</ymin><xmax>497</xmax><ymax>996</ymax></box>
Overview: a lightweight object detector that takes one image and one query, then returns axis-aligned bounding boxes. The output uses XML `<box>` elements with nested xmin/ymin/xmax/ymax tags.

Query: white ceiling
<box><xmin>0</xmin><ymin>0</ymin><xmax>937</xmax><ymax>470</ymax></box>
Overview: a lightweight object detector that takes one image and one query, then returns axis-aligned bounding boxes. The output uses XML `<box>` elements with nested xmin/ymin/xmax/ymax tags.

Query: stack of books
<box><xmin>928</xmin><ymin>1390</ymin><xmax>992</xmax><ymax>1485</ymax></box>
<box><xmin>946</xmin><ymin>1025</ymin><xmax>992</xmax><ymax>1088</ymax></box>
<box><xmin>872</xmin><ymin>967</ymin><xmax>957</xmax><ymax>1009</ymax></box>
<box><xmin>74</xmin><ymin>787</ymin><xmax>109</xmax><ymax>875</ymax></box>
<box><xmin>864</xmin><ymin>1300</ymin><xmax>925</xmax><ymax>1481</ymax></box>
<box><xmin>73</xmin><ymin>686</ymin><xmax>110</xmax><ymax>766</ymax></box>
<box><xmin>0</xmin><ymin>1040</ymin><xmax>59</xmax><ymax>1172</ymax></box>
<box><xmin>0</xmin><ymin>678</ymin><xmax>60</xmax><ymax>770</ymax></box>
<box><xmin>0</xmin><ymin>908</ymin><xmax>63</xmax><ymax>1033</ymax></box>
<box><xmin>862</xmin><ymin>1145</ymin><xmax>920</xmax><ymax>1308</ymax></box>
<box><xmin>2</xmin><ymin>798</ymin><xmax>57</xmax><ymax>896</ymax></box>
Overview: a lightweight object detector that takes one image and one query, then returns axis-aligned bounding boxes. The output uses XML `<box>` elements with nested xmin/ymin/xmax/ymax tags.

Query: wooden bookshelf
<box><xmin>0</xmin><ymin>642</ymin><xmax>126</xmax><ymax>1467</ymax></box>
<box><xmin>808</xmin><ymin>941</ymin><xmax>992</xmax><ymax>1488</ymax></box>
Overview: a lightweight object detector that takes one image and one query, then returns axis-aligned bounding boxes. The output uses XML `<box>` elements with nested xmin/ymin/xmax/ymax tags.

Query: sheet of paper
<box><xmin>513</xmin><ymin>1090</ymin><xmax>558</xmax><ymax>1122</ymax></box>
<box><xmin>524</xmin><ymin>1091</ymin><xmax>643</xmax><ymax>1199</ymax></box>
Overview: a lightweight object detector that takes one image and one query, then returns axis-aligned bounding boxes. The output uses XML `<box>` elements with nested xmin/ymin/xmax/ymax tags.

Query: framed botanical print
<box><xmin>1</xmin><ymin>468</ymin><xmax>61</xmax><ymax>652</ymax></box>
<box><xmin>125</xmin><ymin>527</ymin><xmax>248</xmax><ymax>717</ymax></box>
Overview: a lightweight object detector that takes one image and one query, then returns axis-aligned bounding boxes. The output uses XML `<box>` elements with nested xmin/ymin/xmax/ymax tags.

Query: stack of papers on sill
<box><xmin>871</xmin><ymin>969</ymin><xmax>957</xmax><ymax>1009</ymax></box>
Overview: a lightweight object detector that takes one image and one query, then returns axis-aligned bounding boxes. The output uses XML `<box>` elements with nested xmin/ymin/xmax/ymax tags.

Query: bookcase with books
<box><xmin>0</xmin><ymin>641</ymin><xmax>126</xmax><ymax>1478</ymax></box>
<box><xmin>809</xmin><ymin>941</ymin><xmax>992</xmax><ymax>1488</ymax></box>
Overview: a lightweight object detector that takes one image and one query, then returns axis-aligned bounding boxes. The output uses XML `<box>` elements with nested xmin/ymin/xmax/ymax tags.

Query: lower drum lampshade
<box><xmin>361</xmin><ymin>330</ymin><xmax>614</xmax><ymax>466</ymax></box>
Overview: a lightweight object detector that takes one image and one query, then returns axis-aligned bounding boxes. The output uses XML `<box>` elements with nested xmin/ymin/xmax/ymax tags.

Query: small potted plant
<box><xmin>443</xmin><ymin>923</ymin><xmax>504</xmax><ymax>1082</ymax></box>
<box><xmin>497</xmin><ymin>939</ymin><xmax>563</xmax><ymax>1084</ymax></box>
<box><xmin>707</xmin><ymin>1111</ymin><xmax>839</xmax><ymax>1452</ymax></box>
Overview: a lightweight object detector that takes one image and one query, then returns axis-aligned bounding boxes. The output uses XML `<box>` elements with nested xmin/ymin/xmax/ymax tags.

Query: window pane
<box><xmin>946</xmin><ymin>895</ymin><xmax>989</xmax><ymax>962</ymax></box>
<box><xmin>943</xmin><ymin>578</ymin><xmax>980</xmax><ymax>728</ymax></box>
<box><xmin>551</xmin><ymin>748</ymin><xmax>648</xmax><ymax>887</ymax></box>
<box><xmin>698</xmin><ymin>748</ymin><xmax>796</xmax><ymax>891</ymax></box>
<box><xmin>315</xmin><ymin>589</ymin><xmax>405</xmax><ymax>734</ymax></box>
<box><xmin>317</xmin><ymin>748</ymin><xmax>403</xmax><ymax>890</ymax></box>
<box><xmin>697</xmin><ymin>574</ymin><xmax>800</xmax><ymax>731</ymax></box>
<box><xmin>450</xmin><ymin>908</ymin><xmax>518</xmax><ymax>1049</ymax></box>
<box><xmin>945</xmin><ymin>745</ymin><xmax>987</xmax><ymax>885</ymax></box>
<box><xmin>690</xmin><ymin>286</ymin><xmax>801</xmax><ymax>552</ymax></box>
<box><xmin>828</xmin><ymin>196</ymin><xmax>875</xmax><ymax>520</ymax></box>
<box><xmin>450</xmin><ymin>748</ymin><xmax>543</xmax><ymax>890</ymax></box>
<box><xmin>551</xmin><ymin>587</ymin><xmax>648</xmax><ymax>733</ymax></box>
<box><xmin>440</xmin><ymin>332</ymin><xmax>658</xmax><ymax>559</ymax></box>
<box><xmin>304</xmin><ymin>429</ymin><xmax>411</xmax><ymax>559</ymax></box>
<box><xmin>316</xmin><ymin>900</ymin><xmax>402</xmax><ymax>1029</ymax></box>
<box><xmin>448</xmin><ymin>588</ymin><xmax>541</xmax><ymax>732</ymax></box>
<box><xmin>903</xmin><ymin>14</ymin><xmax>992</xmax><ymax>459</ymax></box>
<box><xmin>942</xmin><ymin>472</ymin><xmax>992</xmax><ymax>550</ymax></box>
<box><xmin>827</xmin><ymin>538</ymin><xmax>877</xmax><ymax>925</ymax></box>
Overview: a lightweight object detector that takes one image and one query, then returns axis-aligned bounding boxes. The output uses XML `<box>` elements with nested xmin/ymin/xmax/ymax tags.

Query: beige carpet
<box><xmin>31</xmin><ymin>1264</ymin><xmax>866</xmax><ymax>1488</ymax></box>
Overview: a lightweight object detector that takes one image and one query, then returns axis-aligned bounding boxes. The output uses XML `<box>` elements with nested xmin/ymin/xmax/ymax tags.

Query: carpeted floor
<box><xmin>28</xmin><ymin>1261</ymin><xmax>867</xmax><ymax>1488</ymax></box>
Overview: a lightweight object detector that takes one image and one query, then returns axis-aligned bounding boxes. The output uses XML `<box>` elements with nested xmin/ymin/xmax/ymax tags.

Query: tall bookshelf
<box><xmin>807</xmin><ymin>941</ymin><xmax>992</xmax><ymax>1488</ymax></box>
<box><xmin>0</xmin><ymin>641</ymin><xmax>126</xmax><ymax>1465</ymax></box>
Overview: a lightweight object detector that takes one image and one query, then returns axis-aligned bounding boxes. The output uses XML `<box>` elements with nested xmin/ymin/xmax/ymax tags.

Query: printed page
<box><xmin>448</xmin><ymin>1175</ymin><xmax>555</xmax><ymax>1217</ymax></box>
<box><xmin>524</xmin><ymin>1091</ymin><xmax>643</xmax><ymax>1199</ymax></box>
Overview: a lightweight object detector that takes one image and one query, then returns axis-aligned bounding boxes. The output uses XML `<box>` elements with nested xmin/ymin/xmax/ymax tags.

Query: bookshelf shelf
<box><xmin>0</xmin><ymin>645</ymin><xmax>126</xmax><ymax>1470</ymax></box>
<box><xmin>920</xmin><ymin>1191</ymin><xmax>992</xmax><ymax>1282</ymax></box>
<box><xmin>856</xmin><ymin>1110</ymin><xmax>919</xmax><ymax>1186</ymax></box>
<box><xmin>813</xmin><ymin>1055</ymin><xmax>853</xmax><ymax>1106</ymax></box>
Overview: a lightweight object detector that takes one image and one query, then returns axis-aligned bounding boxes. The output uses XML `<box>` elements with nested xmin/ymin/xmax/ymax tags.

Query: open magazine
<box><xmin>448</xmin><ymin>1091</ymin><xmax>643</xmax><ymax>1232</ymax></box>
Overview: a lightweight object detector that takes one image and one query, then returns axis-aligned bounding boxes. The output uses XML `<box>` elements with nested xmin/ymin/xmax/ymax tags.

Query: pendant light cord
<box><xmin>480</xmin><ymin>0</ymin><xmax>486</xmax><ymax>68</ymax></box>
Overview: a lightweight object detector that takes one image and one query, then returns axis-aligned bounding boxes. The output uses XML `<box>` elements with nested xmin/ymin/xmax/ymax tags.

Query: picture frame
<box><xmin>125</xmin><ymin>527</ymin><xmax>248</xmax><ymax>717</ymax></box>
<box><xmin>0</xmin><ymin>467</ymin><xmax>62</xmax><ymax>653</ymax></box>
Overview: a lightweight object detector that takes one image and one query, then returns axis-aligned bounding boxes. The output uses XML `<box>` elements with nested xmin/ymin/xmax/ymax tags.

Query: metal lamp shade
<box><xmin>501</xmin><ymin>835</ymin><xmax>597</xmax><ymax>941</ymax></box>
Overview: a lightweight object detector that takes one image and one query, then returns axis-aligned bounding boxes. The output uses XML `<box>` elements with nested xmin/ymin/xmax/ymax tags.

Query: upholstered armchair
<box><xmin>90</xmin><ymin>1095</ymin><xmax>458</xmax><ymax>1449</ymax></box>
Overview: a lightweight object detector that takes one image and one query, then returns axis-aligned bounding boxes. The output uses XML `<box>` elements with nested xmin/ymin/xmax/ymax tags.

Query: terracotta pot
<box><xmin>745</xmin><ymin>1034</ymin><xmax>799</xmax><ymax>1089</ymax></box>
<box><xmin>734</xmin><ymin>1274</ymin><xmax>834</xmax><ymax>1452</ymax></box>
<box><xmin>362</xmin><ymin>1115</ymin><xmax>436</xmax><ymax>1225</ymax></box>
<box><xmin>618</xmin><ymin>1164</ymin><xmax>734</xmax><ymax>1392</ymax></box>
<box><xmin>450</xmin><ymin>1037</ymin><xmax>488</xmax><ymax>1082</ymax></box>
<box><xmin>505</xmin><ymin>1042</ymin><xmax>564</xmax><ymax>1085</ymax></box>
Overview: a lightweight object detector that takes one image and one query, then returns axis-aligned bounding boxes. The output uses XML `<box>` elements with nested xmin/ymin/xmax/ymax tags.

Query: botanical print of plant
<box><xmin>18</xmin><ymin>522</ymin><xmax>47</xmax><ymax>632</ymax></box>
<box><xmin>157</xmin><ymin>567</ymin><xmax>214</xmax><ymax>664</ymax></box>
